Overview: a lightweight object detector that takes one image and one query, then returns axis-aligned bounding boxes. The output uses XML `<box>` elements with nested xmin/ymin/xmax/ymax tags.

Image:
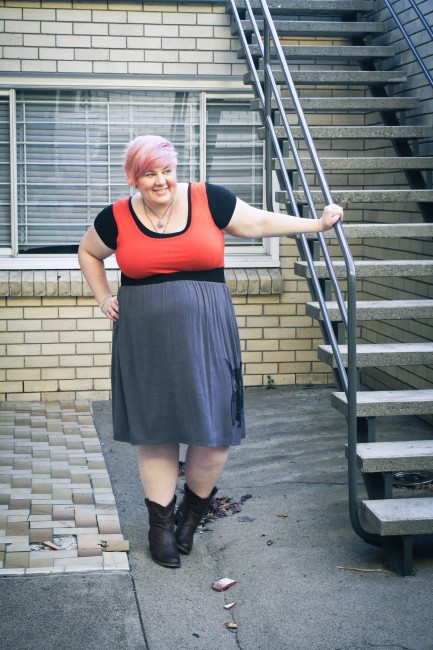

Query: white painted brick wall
<box><xmin>6</xmin><ymin>1</ymin><xmax>431</xmax><ymax>400</ymax></box>
<box><xmin>0</xmin><ymin>1</ymin><xmax>241</xmax><ymax>76</ymax></box>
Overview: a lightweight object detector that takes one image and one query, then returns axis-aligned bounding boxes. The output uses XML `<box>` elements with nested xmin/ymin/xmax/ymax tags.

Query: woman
<box><xmin>78</xmin><ymin>135</ymin><xmax>343</xmax><ymax>568</ymax></box>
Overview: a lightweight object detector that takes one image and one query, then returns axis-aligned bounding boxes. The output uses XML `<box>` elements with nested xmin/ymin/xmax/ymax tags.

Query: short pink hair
<box><xmin>124</xmin><ymin>135</ymin><xmax>178</xmax><ymax>186</ymax></box>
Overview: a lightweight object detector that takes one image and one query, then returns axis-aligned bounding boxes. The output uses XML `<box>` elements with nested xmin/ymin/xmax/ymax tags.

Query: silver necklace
<box><xmin>142</xmin><ymin>196</ymin><xmax>175</xmax><ymax>230</ymax></box>
<box><xmin>142</xmin><ymin>197</ymin><xmax>175</xmax><ymax>234</ymax></box>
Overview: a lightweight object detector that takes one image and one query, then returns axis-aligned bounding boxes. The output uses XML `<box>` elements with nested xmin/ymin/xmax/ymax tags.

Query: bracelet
<box><xmin>99</xmin><ymin>295</ymin><xmax>113</xmax><ymax>312</ymax></box>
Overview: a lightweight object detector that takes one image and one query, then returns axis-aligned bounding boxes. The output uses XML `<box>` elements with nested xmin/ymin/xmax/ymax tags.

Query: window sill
<box><xmin>0</xmin><ymin>268</ymin><xmax>283</xmax><ymax>298</ymax></box>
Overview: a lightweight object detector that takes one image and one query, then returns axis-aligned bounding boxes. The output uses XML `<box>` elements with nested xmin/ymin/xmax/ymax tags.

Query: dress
<box><xmin>94</xmin><ymin>182</ymin><xmax>245</xmax><ymax>447</ymax></box>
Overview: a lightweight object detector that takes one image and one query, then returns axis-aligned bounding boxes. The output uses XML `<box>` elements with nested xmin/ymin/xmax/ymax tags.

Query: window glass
<box><xmin>15</xmin><ymin>90</ymin><xmax>200</xmax><ymax>252</ymax></box>
<box><xmin>206</xmin><ymin>98</ymin><xmax>263</xmax><ymax>248</ymax></box>
<box><xmin>11</xmin><ymin>90</ymin><xmax>264</xmax><ymax>254</ymax></box>
<box><xmin>0</xmin><ymin>96</ymin><xmax>11</xmax><ymax>248</ymax></box>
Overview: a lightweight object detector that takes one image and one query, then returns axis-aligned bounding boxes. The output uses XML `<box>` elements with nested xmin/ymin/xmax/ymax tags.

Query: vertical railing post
<box><xmin>263</xmin><ymin>19</ymin><xmax>273</xmax><ymax>212</ymax></box>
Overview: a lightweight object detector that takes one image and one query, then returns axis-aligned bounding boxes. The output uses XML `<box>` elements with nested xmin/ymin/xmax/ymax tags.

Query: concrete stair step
<box><xmin>243</xmin><ymin>45</ymin><xmax>394</xmax><ymax>61</ymax></box>
<box><xmin>332</xmin><ymin>389</ymin><xmax>433</xmax><ymax>417</ymax></box>
<box><xmin>244</xmin><ymin>70</ymin><xmax>406</xmax><ymax>86</ymax></box>
<box><xmin>232</xmin><ymin>0</ymin><xmax>374</xmax><ymax>15</ymax></box>
<box><xmin>361</xmin><ymin>498</ymin><xmax>433</xmax><ymax>536</ymax></box>
<box><xmin>306</xmin><ymin>299</ymin><xmax>433</xmax><ymax>321</ymax></box>
<box><xmin>253</xmin><ymin>96</ymin><xmax>418</xmax><ymax>112</ymax></box>
<box><xmin>295</xmin><ymin>259</ymin><xmax>433</xmax><ymax>279</ymax></box>
<box><xmin>297</xmin><ymin>223</ymin><xmax>433</xmax><ymax>240</ymax></box>
<box><xmin>353</xmin><ymin>440</ymin><xmax>433</xmax><ymax>473</ymax></box>
<box><xmin>261</xmin><ymin>125</ymin><xmax>431</xmax><ymax>140</ymax></box>
<box><xmin>277</xmin><ymin>189</ymin><xmax>433</xmax><ymax>204</ymax></box>
<box><xmin>234</xmin><ymin>19</ymin><xmax>383</xmax><ymax>37</ymax></box>
<box><xmin>329</xmin><ymin>223</ymin><xmax>433</xmax><ymax>238</ymax></box>
<box><xmin>318</xmin><ymin>342</ymin><xmax>433</xmax><ymax>368</ymax></box>
<box><xmin>274</xmin><ymin>156</ymin><xmax>433</xmax><ymax>171</ymax></box>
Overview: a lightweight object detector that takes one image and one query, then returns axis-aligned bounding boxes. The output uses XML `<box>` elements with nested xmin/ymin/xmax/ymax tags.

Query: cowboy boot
<box><xmin>145</xmin><ymin>496</ymin><xmax>181</xmax><ymax>568</ymax></box>
<box><xmin>175</xmin><ymin>484</ymin><xmax>217</xmax><ymax>554</ymax></box>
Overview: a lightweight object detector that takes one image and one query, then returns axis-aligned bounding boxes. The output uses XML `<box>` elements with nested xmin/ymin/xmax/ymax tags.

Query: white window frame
<box><xmin>0</xmin><ymin>75</ymin><xmax>280</xmax><ymax>270</ymax></box>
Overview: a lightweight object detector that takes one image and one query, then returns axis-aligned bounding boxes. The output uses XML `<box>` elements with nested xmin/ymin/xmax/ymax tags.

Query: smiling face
<box><xmin>136</xmin><ymin>165</ymin><xmax>178</xmax><ymax>212</ymax></box>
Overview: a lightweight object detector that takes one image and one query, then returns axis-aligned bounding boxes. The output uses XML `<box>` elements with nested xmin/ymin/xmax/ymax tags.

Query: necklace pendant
<box><xmin>156</xmin><ymin>219</ymin><xmax>165</xmax><ymax>229</ymax></box>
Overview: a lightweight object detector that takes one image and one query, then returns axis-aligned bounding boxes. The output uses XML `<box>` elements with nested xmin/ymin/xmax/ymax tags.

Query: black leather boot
<box><xmin>175</xmin><ymin>484</ymin><xmax>217</xmax><ymax>554</ymax></box>
<box><xmin>145</xmin><ymin>496</ymin><xmax>181</xmax><ymax>568</ymax></box>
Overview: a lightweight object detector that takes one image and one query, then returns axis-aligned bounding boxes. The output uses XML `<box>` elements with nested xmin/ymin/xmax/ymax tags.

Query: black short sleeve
<box><xmin>94</xmin><ymin>205</ymin><xmax>118</xmax><ymax>250</ymax></box>
<box><xmin>205</xmin><ymin>183</ymin><xmax>237</xmax><ymax>229</ymax></box>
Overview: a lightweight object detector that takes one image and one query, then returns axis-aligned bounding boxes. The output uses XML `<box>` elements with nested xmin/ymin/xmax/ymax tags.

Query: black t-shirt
<box><xmin>94</xmin><ymin>182</ymin><xmax>237</xmax><ymax>250</ymax></box>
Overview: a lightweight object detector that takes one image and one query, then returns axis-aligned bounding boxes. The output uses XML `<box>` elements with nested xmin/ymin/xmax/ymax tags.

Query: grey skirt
<box><xmin>111</xmin><ymin>280</ymin><xmax>245</xmax><ymax>446</ymax></box>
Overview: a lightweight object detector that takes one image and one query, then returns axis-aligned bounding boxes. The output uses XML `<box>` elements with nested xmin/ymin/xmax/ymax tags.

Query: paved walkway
<box><xmin>0</xmin><ymin>400</ymin><xmax>129</xmax><ymax>575</ymax></box>
<box><xmin>1</xmin><ymin>387</ymin><xmax>433</xmax><ymax>650</ymax></box>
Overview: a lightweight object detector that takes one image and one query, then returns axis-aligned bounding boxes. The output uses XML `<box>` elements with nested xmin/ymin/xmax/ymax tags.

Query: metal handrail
<box><xmin>229</xmin><ymin>0</ymin><xmax>377</xmax><ymax>545</ymax></box>
<box><xmin>383</xmin><ymin>0</ymin><xmax>433</xmax><ymax>88</ymax></box>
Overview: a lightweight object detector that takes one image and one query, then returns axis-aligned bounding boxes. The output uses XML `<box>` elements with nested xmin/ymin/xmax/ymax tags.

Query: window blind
<box><xmin>206</xmin><ymin>98</ymin><xmax>263</xmax><ymax>248</ymax></box>
<box><xmin>0</xmin><ymin>97</ymin><xmax>11</xmax><ymax>248</ymax></box>
<box><xmin>16</xmin><ymin>89</ymin><xmax>200</xmax><ymax>252</ymax></box>
<box><xmin>13</xmin><ymin>89</ymin><xmax>263</xmax><ymax>254</ymax></box>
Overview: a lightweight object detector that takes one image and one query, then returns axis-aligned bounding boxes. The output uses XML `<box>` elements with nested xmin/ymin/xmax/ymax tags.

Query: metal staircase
<box><xmin>229</xmin><ymin>0</ymin><xmax>433</xmax><ymax>575</ymax></box>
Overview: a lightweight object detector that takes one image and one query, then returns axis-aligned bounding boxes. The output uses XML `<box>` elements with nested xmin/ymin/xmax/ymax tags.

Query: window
<box><xmin>0</xmin><ymin>94</ymin><xmax>12</xmax><ymax>253</ymax></box>
<box><xmin>2</xmin><ymin>88</ymin><xmax>278</xmax><ymax>267</ymax></box>
<box><xmin>206</xmin><ymin>98</ymin><xmax>263</xmax><ymax>252</ymax></box>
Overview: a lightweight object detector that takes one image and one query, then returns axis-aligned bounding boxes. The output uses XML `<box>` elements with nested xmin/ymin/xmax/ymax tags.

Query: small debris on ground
<box><xmin>336</xmin><ymin>566</ymin><xmax>393</xmax><ymax>574</ymax></box>
<box><xmin>267</xmin><ymin>539</ymin><xmax>274</xmax><ymax>546</ymax></box>
<box><xmin>42</xmin><ymin>541</ymin><xmax>60</xmax><ymax>551</ymax></box>
<box><xmin>237</xmin><ymin>515</ymin><xmax>255</xmax><ymax>522</ymax></box>
<box><xmin>393</xmin><ymin>471</ymin><xmax>433</xmax><ymax>490</ymax></box>
<box><xmin>212</xmin><ymin>578</ymin><xmax>236</xmax><ymax>591</ymax></box>
<box><xmin>224</xmin><ymin>622</ymin><xmax>238</xmax><ymax>631</ymax></box>
<box><xmin>224</xmin><ymin>602</ymin><xmax>236</xmax><ymax>610</ymax></box>
<box><xmin>198</xmin><ymin>493</ymin><xmax>253</xmax><ymax>530</ymax></box>
<box><xmin>30</xmin><ymin>535</ymin><xmax>77</xmax><ymax>552</ymax></box>
<box><xmin>276</xmin><ymin>513</ymin><xmax>288</xmax><ymax>518</ymax></box>
<box><xmin>205</xmin><ymin>496</ymin><xmax>241</xmax><ymax>522</ymax></box>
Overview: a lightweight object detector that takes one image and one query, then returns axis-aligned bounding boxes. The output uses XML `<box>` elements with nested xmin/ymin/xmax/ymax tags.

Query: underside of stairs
<box><xmin>229</xmin><ymin>0</ymin><xmax>433</xmax><ymax>575</ymax></box>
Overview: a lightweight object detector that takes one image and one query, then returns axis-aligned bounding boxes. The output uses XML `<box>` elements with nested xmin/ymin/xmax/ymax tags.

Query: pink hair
<box><xmin>123</xmin><ymin>135</ymin><xmax>178</xmax><ymax>186</ymax></box>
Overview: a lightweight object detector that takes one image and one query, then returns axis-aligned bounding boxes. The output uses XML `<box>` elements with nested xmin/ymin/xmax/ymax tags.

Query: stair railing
<box><xmin>383</xmin><ymin>0</ymin><xmax>433</xmax><ymax>89</ymax></box>
<box><xmin>229</xmin><ymin>0</ymin><xmax>379</xmax><ymax>546</ymax></box>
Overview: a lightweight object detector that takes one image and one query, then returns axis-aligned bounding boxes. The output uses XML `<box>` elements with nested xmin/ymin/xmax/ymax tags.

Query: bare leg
<box><xmin>175</xmin><ymin>445</ymin><xmax>228</xmax><ymax>554</ymax></box>
<box><xmin>184</xmin><ymin>445</ymin><xmax>229</xmax><ymax>498</ymax></box>
<box><xmin>137</xmin><ymin>443</ymin><xmax>179</xmax><ymax>506</ymax></box>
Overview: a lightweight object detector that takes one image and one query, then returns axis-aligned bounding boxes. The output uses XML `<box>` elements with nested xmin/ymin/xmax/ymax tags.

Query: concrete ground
<box><xmin>1</xmin><ymin>385</ymin><xmax>433</xmax><ymax>650</ymax></box>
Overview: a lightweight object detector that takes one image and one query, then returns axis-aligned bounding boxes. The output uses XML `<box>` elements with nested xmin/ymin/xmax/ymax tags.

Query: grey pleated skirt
<box><xmin>111</xmin><ymin>280</ymin><xmax>245</xmax><ymax>446</ymax></box>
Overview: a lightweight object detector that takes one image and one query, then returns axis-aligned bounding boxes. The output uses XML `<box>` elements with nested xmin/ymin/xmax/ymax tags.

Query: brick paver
<box><xmin>0</xmin><ymin>400</ymin><xmax>129</xmax><ymax>576</ymax></box>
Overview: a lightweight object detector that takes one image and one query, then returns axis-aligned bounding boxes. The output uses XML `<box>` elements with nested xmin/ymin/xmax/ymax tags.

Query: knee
<box><xmin>190</xmin><ymin>445</ymin><xmax>229</xmax><ymax>470</ymax></box>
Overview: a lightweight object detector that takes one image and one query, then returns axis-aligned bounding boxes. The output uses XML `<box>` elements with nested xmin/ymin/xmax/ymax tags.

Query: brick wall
<box><xmin>0</xmin><ymin>0</ymin><xmax>245</xmax><ymax>77</ymax></box>
<box><xmin>2</xmin><ymin>1</ymin><xmax>432</xmax><ymax>401</ymax></box>
<box><xmin>0</xmin><ymin>1</ymin><xmax>337</xmax><ymax>401</ymax></box>
<box><xmin>0</xmin><ymin>262</ymin><xmax>332</xmax><ymax>401</ymax></box>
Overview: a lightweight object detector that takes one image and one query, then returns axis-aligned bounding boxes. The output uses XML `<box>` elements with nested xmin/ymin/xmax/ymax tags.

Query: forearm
<box><xmin>78</xmin><ymin>247</ymin><xmax>113</xmax><ymax>307</ymax></box>
<box><xmin>226</xmin><ymin>199</ymin><xmax>343</xmax><ymax>239</ymax></box>
<box><xmin>260</xmin><ymin>211</ymin><xmax>323</xmax><ymax>237</ymax></box>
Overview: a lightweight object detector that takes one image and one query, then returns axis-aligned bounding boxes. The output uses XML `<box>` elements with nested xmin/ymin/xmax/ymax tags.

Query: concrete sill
<box><xmin>0</xmin><ymin>268</ymin><xmax>284</xmax><ymax>298</ymax></box>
